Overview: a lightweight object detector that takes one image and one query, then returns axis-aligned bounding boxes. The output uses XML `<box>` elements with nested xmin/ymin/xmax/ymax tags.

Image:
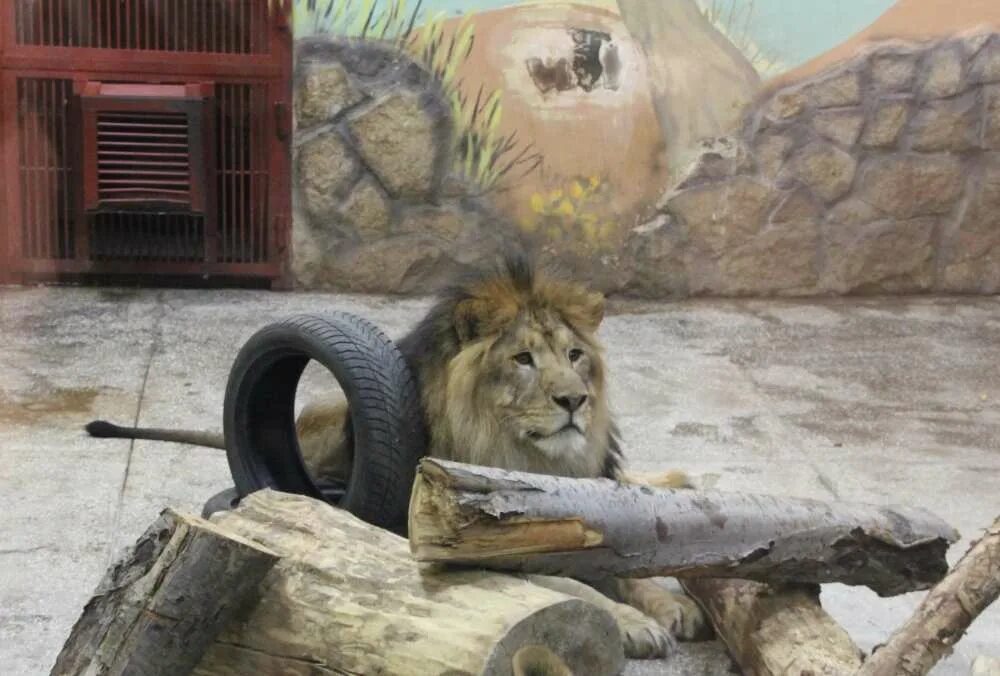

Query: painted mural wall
<box><xmin>290</xmin><ymin>0</ymin><xmax>1000</xmax><ymax>296</ymax></box>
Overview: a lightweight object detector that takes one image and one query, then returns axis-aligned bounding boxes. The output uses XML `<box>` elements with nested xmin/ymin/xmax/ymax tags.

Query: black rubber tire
<box><xmin>202</xmin><ymin>487</ymin><xmax>241</xmax><ymax>519</ymax></box>
<box><xmin>223</xmin><ymin>313</ymin><xmax>426</xmax><ymax>534</ymax></box>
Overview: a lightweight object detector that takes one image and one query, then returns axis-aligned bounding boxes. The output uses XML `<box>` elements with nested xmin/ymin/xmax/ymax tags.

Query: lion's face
<box><xmin>490</xmin><ymin>312</ymin><xmax>599</xmax><ymax>459</ymax></box>
<box><xmin>428</xmin><ymin>273</ymin><xmax>612</xmax><ymax>478</ymax></box>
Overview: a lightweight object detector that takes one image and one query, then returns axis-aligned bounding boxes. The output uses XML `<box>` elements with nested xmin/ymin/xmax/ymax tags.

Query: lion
<box><xmin>282</xmin><ymin>254</ymin><xmax>708</xmax><ymax>658</ymax></box>
<box><xmin>87</xmin><ymin>253</ymin><xmax>706</xmax><ymax>658</ymax></box>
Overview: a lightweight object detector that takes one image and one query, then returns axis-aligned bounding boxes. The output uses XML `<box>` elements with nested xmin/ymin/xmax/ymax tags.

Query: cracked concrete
<box><xmin>1</xmin><ymin>287</ymin><xmax>999</xmax><ymax>675</ymax></box>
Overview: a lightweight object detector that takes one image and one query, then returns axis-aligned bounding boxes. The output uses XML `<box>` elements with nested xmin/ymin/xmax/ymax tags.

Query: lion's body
<box><xmin>297</xmin><ymin>255</ymin><xmax>705</xmax><ymax>658</ymax></box>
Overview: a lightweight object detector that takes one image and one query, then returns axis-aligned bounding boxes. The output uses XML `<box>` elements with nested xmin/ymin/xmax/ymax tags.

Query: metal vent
<box><xmin>79</xmin><ymin>82</ymin><xmax>213</xmax><ymax>214</ymax></box>
<box><xmin>97</xmin><ymin>111</ymin><xmax>191</xmax><ymax>205</ymax></box>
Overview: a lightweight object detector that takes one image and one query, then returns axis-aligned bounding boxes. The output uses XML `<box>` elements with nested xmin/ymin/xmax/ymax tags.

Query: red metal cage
<box><xmin>0</xmin><ymin>0</ymin><xmax>292</xmax><ymax>286</ymax></box>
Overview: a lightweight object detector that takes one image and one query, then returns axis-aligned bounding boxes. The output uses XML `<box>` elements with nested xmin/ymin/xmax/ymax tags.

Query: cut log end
<box><xmin>51</xmin><ymin>509</ymin><xmax>278</xmax><ymax>676</ymax></box>
<box><xmin>485</xmin><ymin>598</ymin><xmax>622</xmax><ymax>676</ymax></box>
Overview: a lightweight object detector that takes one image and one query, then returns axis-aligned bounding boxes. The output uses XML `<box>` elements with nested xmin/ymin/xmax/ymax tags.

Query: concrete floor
<box><xmin>1</xmin><ymin>286</ymin><xmax>998</xmax><ymax>675</ymax></box>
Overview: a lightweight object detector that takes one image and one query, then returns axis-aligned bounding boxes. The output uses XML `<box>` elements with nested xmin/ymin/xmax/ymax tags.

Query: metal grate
<box><xmin>96</xmin><ymin>110</ymin><xmax>192</xmax><ymax>205</ymax></box>
<box><xmin>217</xmin><ymin>83</ymin><xmax>269</xmax><ymax>263</ymax></box>
<box><xmin>1</xmin><ymin>1</ymin><xmax>292</xmax><ymax>285</ymax></box>
<box><xmin>13</xmin><ymin>0</ymin><xmax>270</xmax><ymax>54</ymax></box>
<box><xmin>89</xmin><ymin>211</ymin><xmax>204</xmax><ymax>262</ymax></box>
<box><xmin>17</xmin><ymin>77</ymin><xmax>75</xmax><ymax>260</ymax></box>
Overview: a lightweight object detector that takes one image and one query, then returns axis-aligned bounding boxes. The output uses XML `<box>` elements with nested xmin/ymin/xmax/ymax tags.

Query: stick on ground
<box><xmin>681</xmin><ymin>578</ymin><xmax>864</xmax><ymax>675</ymax></box>
<box><xmin>409</xmin><ymin>458</ymin><xmax>959</xmax><ymax>596</ymax></box>
<box><xmin>857</xmin><ymin>516</ymin><xmax>1000</xmax><ymax>676</ymax></box>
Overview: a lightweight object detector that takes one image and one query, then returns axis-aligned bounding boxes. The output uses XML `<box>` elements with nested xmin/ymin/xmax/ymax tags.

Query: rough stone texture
<box><xmin>348</xmin><ymin>91</ymin><xmax>443</xmax><ymax>199</ymax></box>
<box><xmin>920</xmin><ymin>45</ymin><xmax>965</xmax><ymax>98</ymax></box>
<box><xmin>861</xmin><ymin>99</ymin><xmax>910</xmax><ymax>148</ymax></box>
<box><xmin>623</xmin><ymin>216</ymin><xmax>689</xmax><ymax>297</ymax></box>
<box><xmin>871</xmin><ymin>52</ymin><xmax>917</xmax><ymax>92</ymax></box>
<box><xmin>803</xmin><ymin>69</ymin><xmax>861</xmax><ymax>108</ymax></box>
<box><xmin>296</xmin><ymin>62</ymin><xmax>365</xmax><ymax>129</ymax></box>
<box><xmin>969</xmin><ymin>36</ymin><xmax>1000</xmax><ymax>84</ymax></box>
<box><xmin>827</xmin><ymin>197</ymin><xmax>880</xmax><ymax>227</ymax></box>
<box><xmin>627</xmin><ymin>31</ymin><xmax>1000</xmax><ymax>298</ymax></box>
<box><xmin>855</xmin><ymin>154</ymin><xmax>964</xmax><ymax>219</ymax></box>
<box><xmin>340</xmin><ymin>176</ymin><xmax>393</xmax><ymax>242</ymax></box>
<box><xmin>334</xmin><ymin>235</ymin><xmax>468</xmax><ymax>294</ymax></box>
<box><xmin>784</xmin><ymin>141</ymin><xmax>857</xmax><ymax>203</ymax></box>
<box><xmin>763</xmin><ymin>89</ymin><xmax>806</xmax><ymax>121</ymax></box>
<box><xmin>291</xmin><ymin>32</ymin><xmax>1000</xmax><ymax>298</ymax></box>
<box><xmin>985</xmin><ymin>86</ymin><xmax>1000</xmax><ymax>150</ymax></box>
<box><xmin>811</xmin><ymin>109</ymin><xmax>864</xmax><ymax>147</ymax></box>
<box><xmin>823</xmin><ymin>217</ymin><xmax>936</xmax><ymax>293</ymax></box>
<box><xmin>298</xmin><ymin>133</ymin><xmax>359</xmax><ymax>224</ymax></box>
<box><xmin>909</xmin><ymin>92</ymin><xmax>980</xmax><ymax>151</ymax></box>
<box><xmin>713</xmin><ymin>221</ymin><xmax>820</xmax><ymax>295</ymax></box>
<box><xmin>939</xmin><ymin>157</ymin><xmax>1000</xmax><ymax>293</ymax></box>
<box><xmin>397</xmin><ymin>205</ymin><xmax>468</xmax><ymax>240</ymax></box>
<box><xmin>752</xmin><ymin>133</ymin><xmax>795</xmax><ymax>179</ymax></box>
<box><xmin>291</xmin><ymin>37</ymin><xmax>496</xmax><ymax>293</ymax></box>
<box><xmin>661</xmin><ymin>176</ymin><xmax>773</xmax><ymax>255</ymax></box>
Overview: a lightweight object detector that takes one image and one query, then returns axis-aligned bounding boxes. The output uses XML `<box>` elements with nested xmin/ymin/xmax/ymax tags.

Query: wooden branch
<box><xmin>681</xmin><ymin>578</ymin><xmax>863</xmax><ymax>675</ymax></box>
<box><xmin>51</xmin><ymin>510</ymin><xmax>279</xmax><ymax>676</ymax></box>
<box><xmin>192</xmin><ymin>489</ymin><xmax>624</xmax><ymax>676</ymax></box>
<box><xmin>408</xmin><ymin>459</ymin><xmax>959</xmax><ymax>596</ymax></box>
<box><xmin>857</xmin><ymin>516</ymin><xmax>1000</xmax><ymax>676</ymax></box>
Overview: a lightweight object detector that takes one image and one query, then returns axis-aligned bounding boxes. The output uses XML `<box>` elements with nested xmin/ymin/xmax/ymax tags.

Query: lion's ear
<box><xmin>570</xmin><ymin>291</ymin><xmax>605</xmax><ymax>332</ymax></box>
<box><xmin>454</xmin><ymin>298</ymin><xmax>491</xmax><ymax>344</ymax></box>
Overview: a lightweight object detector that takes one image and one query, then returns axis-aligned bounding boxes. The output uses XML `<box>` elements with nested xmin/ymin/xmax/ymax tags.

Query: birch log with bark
<box><xmin>192</xmin><ymin>489</ymin><xmax>624</xmax><ymax>676</ymax></box>
<box><xmin>856</xmin><ymin>516</ymin><xmax>1000</xmax><ymax>676</ymax></box>
<box><xmin>408</xmin><ymin>459</ymin><xmax>959</xmax><ymax>596</ymax></box>
<box><xmin>680</xmin><ymin>578</ymin><xmax>863</xmax><ymax>675</ymax></box>
<box><xmin>51</xmin><ymin>510</ymin><xmax>279</xmax><ymax>676</ymax></box>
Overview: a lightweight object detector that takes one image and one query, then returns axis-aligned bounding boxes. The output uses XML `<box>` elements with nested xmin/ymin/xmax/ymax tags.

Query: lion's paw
<box><xmin>646</xmin><ymin>592</ymin><xmax>709</xmax><ymax>641</ymax></box>
<box><xmin>617</xmin><ymin>612</ymin><xmax>677</xmax><ymax>659</ymax></box>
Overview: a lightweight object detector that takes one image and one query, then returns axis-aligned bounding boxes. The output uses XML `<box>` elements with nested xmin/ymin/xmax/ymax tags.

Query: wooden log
<box><xmin>51</xmin><ymin>510</ymin><xmax>279</xmax><ymax>676</ymax></box>
<box><xmin>193</xmin><ymin>489</ymin><xmax>625</xmax><ymax>676</ymax></box>
<box><xmin>680</xmin><ymin>578</ymin><xmax>863</xmax><ymax>675</ymax></box>
<box><xmin>408</xmin><ymin>458</ymin><xmax>959</xmax><ymax>596</ymax></box>
<box><xmin>857</xmin><ymin>516</ymin><xmax>1000</xmax><ymax>676</ymax></box>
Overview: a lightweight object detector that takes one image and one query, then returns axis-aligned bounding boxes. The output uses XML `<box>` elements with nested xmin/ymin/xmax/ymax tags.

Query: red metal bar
<box><xmin>41</xmin><ymin>78</ymin><xmax>51</xmax><ymax>259</ymax></box>
<box><xmin>3</xmin><ymin>0</ymin><xmax>292</xmax><ymax>286</ymax></box>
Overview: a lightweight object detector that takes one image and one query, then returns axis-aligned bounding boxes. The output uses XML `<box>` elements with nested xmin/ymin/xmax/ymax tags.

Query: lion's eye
<box><xmin>513</xmin><ymin>352</ymin><xmax>534</xmax><ymax>366</ymax></box>
<box><xmin>568</xmin><ymin>348</ymin><xmax>584</xmax><ymax>363</ymax></box>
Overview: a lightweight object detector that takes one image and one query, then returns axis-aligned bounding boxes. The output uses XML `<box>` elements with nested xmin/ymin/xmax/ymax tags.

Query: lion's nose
<box><xmin>553</xmin><ymin>394</ymin><xmax>587</xmax><ymax>412</ymax></box>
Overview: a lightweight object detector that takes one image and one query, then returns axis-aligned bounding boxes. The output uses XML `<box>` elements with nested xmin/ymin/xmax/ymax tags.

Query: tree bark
<box><xmin>193</xmin><ymin>489</ymin><xmax>624</xmax><ymax>676</ymax></box>
<box><xmin>408</xmin><ymin>459</ymin><xmax>958</xmax><ymax>596</ymax></box>
<box><xmin>51</xmin><ymin>510</ymin><xmax>279</xmax><ymax>676</ymax></box>
<box><xmin>681</xmin><ymin>578</ymin><xmax>863</xmax><ymax>675</ymax></box>
<box><xmin>856</xmin><ymin>517</ymin><xmax>1000</xmax><ymax>676</ymax></box>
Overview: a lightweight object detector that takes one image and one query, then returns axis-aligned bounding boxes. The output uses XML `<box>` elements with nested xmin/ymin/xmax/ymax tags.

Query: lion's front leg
<box><xmin>614</xmin><ymin>578</ymin><xmax>709</xmax><ymax>641</ymax></box>
<box><xmin>610</xmin><ymin>470</ymin><xmax>708</xmax><ymax>640</ymax></box>
<box><xmin>296</xmin><ymin>399</ymin><xmax>353</xmax><ymax>485</ymax></box>
<box><xmin>525</xmin><ymin>574</ymin><xmax>677</xmax><ymax>659</ymax></box>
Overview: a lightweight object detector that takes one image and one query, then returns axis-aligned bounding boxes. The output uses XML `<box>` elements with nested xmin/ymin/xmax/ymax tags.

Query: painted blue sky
<box><xmin>424</xmin><ymin>0</ymin><xmax>897</xmax><ymax>70</ymax></box>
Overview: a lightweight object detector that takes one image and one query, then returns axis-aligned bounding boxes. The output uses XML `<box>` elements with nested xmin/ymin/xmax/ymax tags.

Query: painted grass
<box><xmin>281</xmin><ymin>0</ymin><xmax>541</xmax><ymax>190</ymax></box>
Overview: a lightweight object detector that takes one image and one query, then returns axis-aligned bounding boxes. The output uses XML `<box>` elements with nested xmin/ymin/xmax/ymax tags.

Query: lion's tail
<box><xmin>85</xmin><ymin>420</ymin><xmax>226</xmax><ymax>450</ymax></box>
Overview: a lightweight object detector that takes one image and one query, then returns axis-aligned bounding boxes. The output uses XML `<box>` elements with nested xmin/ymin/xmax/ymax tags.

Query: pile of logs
<box><xmin>52</xmin><ymin>459</ymin><xmax>1000</xmax><ymax>676</ymax></box>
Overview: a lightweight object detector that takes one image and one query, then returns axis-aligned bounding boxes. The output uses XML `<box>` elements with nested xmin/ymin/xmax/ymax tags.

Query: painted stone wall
<box><xmin>639</xmin><ymin>32</ymin><xmax>1000</xmax><ymax>296</ymax></box>
<box><xmin>290</xmin><ymin>1</ymin><xmax>1000</xmax><ymax>297</ymax></box>
<box><xmin>292</xmin><ymin>39</ymin><xmax>513</xmax><ymax>293</ymax></box>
